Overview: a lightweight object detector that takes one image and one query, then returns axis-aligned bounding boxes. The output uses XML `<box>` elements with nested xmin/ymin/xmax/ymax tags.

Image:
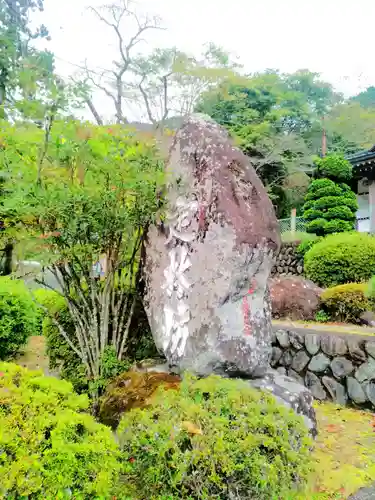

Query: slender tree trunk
<box><xmin>86</xmin><ymin>98</ymin><xmax>104</xmax><ymax>126</ymax></box>
<box><xmin>2</xmin><ymin>242</ymin><xmax>13</xmax><ymax>275</ymax></box>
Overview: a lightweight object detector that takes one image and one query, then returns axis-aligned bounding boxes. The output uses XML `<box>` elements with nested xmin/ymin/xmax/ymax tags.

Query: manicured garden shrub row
<box><xmin>271</xmin><ymin>329</ymin><xmax>375</xmax><ymax>408</ymax></box>
<box><xmin>271</xmin><ymin>242</ymin><xmax>304</xmax><ymax>277</ymax></box>
<box><xmin>0</xmin><ymin>363</ymin><xmax>313</xmax><ymax>499</ymax></box>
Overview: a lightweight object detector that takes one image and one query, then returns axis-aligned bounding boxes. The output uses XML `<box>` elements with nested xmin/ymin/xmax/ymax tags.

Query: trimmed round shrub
<box><xmin>320</xmin><ymin>283</ymin><xmax>375</xmax><ymax>323</ymax></box>
<box><xmin>303</xmin><ymin>170</ymin><xmax>358</xmax><ymax>236</ymax></box>
<box><xmin>0</xmin><ymin>362</ymin><xmax>120</xmax><ymax>499</ymax></box>
<box><xmin>315</xmin><ymin>154</ymin><xmax>353</xmax><ymax>182</ymax></box>
<box><xmin>0</xmin><ymin>277</ymin><xmax>39</xmax><ymax>359</ymax></box>
<box><xmin>117</xmin><ymin>374</ymin><xmax>313</xmax><ymax>500</ymax></box>
<box><xmin>304</xmin><ymin>232</ymin><xmax>375</xmax><ymax>287</ymax></box>
<box><xmin>324</xmin><ymin>220</ymin><xmax>354</xmax><ymax>234</ymax></box>
<box><xmin>313</xmin><ymin>195</ymin><xmax>358</xmax><ymax>212</ymax></box>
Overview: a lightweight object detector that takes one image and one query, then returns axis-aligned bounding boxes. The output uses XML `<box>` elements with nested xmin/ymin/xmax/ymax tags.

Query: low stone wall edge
<box><xmin>271</xmin><ymin>328</ymin><xmax>375</xmax><ymax>409</ymax></box>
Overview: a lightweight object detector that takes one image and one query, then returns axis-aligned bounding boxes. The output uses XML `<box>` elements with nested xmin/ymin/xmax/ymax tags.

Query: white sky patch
<box><xmin>33</xmin><ymin>0</ymin><xmax>375</xmax><ymax>122</ymax></box>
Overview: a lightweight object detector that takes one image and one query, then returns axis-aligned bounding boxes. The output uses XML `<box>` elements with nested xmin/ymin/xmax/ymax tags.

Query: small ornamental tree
<box><xmin>303</xmin><ymin>154</ymin><xmax>358</xmax><ymax>236</ymax></box>
<box><xmin>0</xmin><ymin>118</ymin><xmax>164</xmax><ymax>398</ymax></box>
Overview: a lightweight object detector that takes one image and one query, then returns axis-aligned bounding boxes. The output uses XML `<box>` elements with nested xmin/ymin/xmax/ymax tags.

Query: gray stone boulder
<box><xmin>349</xmin><ymin>484</ymin><xmax>375</xmax><ymax>500</ymax></box>
<box><xmin>143</xmin><ymin>113</ymin><xmax>280</xmax><ymax>377</ymax></box>
<box><xmin>249</xmin><ymin>369</ymin><xmax>317</xmax><ymax>437</ymax></box>
<box><xmin>142</xmin><ymin>114</ymin><xmax>317</xmax><ymax>437</ymax></box>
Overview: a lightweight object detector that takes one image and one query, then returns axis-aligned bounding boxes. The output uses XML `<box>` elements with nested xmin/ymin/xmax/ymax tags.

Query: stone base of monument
<box><xmin>247</xmin><ymin>369</ymin><xmax>317</xmax><ymax>438</ymax></box>
<box><xmin>138</xmin><ymin>362</ymin><xmax>318</xmax><ymax>438</ymax></box>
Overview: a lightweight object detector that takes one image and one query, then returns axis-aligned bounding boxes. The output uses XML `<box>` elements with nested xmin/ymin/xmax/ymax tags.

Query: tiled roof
<box><xmin>347</xmin><ymin>147</ymin><xmax>375</xmax><ymax>167</ymax></box>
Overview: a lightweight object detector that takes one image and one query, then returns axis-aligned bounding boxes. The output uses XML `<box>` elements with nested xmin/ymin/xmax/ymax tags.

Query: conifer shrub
<box><xmin>302</xmin><ymin>155</ymin><xmax>358</xmax><ymax>236</ymax></box>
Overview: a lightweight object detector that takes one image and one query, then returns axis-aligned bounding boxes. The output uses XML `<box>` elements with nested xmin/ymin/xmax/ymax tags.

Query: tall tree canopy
<box><xmin>195</xmin><ymin>70</ymin><xmax>343</xmax><ymax>216</ymax></box>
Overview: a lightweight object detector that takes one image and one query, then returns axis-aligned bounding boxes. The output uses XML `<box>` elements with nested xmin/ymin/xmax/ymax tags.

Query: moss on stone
<box><xmin>98</xmin><ymin>370</ymin><xmax>181</xmax><ymax>428</ymax></box>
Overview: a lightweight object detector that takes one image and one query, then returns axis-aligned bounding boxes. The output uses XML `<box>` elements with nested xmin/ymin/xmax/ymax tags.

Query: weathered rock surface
<box><xmin>305</xmin><ymin>333</ymin><xmax>320</xmax><ymax>355</ymax></box>
<box><xmin>321</xmin><ymin>335</ymin><xmax>348</xmax><ymax>357</ymax></box>
<box><xmin>365</xmin><ymin>341</ymin><xmax>375</xmax><ymax>359</ymax></box>
<box><xmin>271</xmin><ymin>327</ymin><xmax>375</xmax><ymax>409</ymax></box>
<box><xmin>143</xmin><ymin>114</ymin><xmax>280</xmax><ymax>377</ymax></box>
<box><xmin>288</xmin><ymin>368</ymin><xmax>304</xmax><ymax>385</ymax></box>
<box><xmin>143</xmin><ymin>114</ymin><xmax>317</xmax><ymax>437</ymax></box>
<box><xmin>322</xmin><ymin>376</ymin><xmax>347</xmax><ymax>405</ymax></box>
<box><xmin>275</xmin><ymin>329</ymin><xmax>290</xmax><ymax>348</ymax></box>
<box><xmin>270</xmin><ymin>276</ymin><xmax>322</xmax><ymax>321</ymax></box>
<box><xmin>289</xmin><ymin>331</ymin><xmax>305</xmax><ymax>350</ymax></box>
<box><xmin>305</xmin><ymin>371</ymin><xmax>326</xmax><ymax>400</ymax></box>
<box><xmin>330</xmin><ymin>357</ymin><xmax>354</xmax><ymax>379</ymax></box>
<box><xmin>365</xmin><ymin>380</ymin><xmax>375</xmax><ymax>405</ymax></box>
<box><xmin>355</xmin><ymin>358</ymin><xmax>375</xmax><ymax>383</ymax></box>
<box><xmin>271</xmin><ymin>242</ymin><xmax>304</xmax><ymax>277</ymax></box>
<box><xmin>309</xmin><ymin>353</ymin><xmax>330</xmax><ymax>373</ymax></box>
<box><xmin>347</xmin><ymin>338</ymin><xmax>367</xmax><ymax>362</ymax></box>
<box><xmin>270</xmin><ymin>346</ymin><xmax>282</xmax><ymax>367</ymax></box>
<box><xmin>347</xmin><ymin>377</ymin><xmax>368</xmax><ymax>404</ymax></box>
<box><xmin>249</xmin><ymin>369</ymin><xmax>317</xmax><ymax>437</ymax></box>
<box><xmin>291</xmin><ymin>350</ymin><xmax>310</xmax><ymax>373</ymax></box>
<box><xmin>349</xmin><ymin>484</ymin><xmax>375</xmax><ymax>500</ymax></box>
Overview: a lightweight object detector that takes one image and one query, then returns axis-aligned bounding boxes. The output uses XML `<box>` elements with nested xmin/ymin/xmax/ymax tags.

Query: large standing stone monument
<box><xmin>143</xmin><ymin>114</ymin><xmax>317</xmax><ymax>436</ymax></box>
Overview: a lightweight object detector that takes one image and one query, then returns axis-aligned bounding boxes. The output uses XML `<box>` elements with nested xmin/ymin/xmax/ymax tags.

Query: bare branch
<box><xmin>87</xmin><ymin>1</ymin><xmax>164</xmax><ymax>123</ymax></box>
<box><xmin>85</xmin><ymin>97</ymin><xmax>103</xmax><ymax>126</ymax></box>
<box><xmin>139</xmin><ymin>77</ymin><xmax>157</xmax><ymax>125</ymax></box>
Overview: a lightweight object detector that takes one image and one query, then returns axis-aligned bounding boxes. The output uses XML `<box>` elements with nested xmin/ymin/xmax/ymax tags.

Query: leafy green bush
<box><xmin>304</xmin><ymin>232</ymin><xmax>375</xmax><ymax>287</ymax></box>
<box><xmin>0</xmin><ymin>362</ymin><xmax>120</xmax><ymax>499</ymax></box>
<box><xmin>314</xmin><ymin>310</ymin><xmax>330</xmax><ymax>323</ymax></box>
<box><xmin>366</xmin><ymin>275</ymin><xmax>375</xmax><ymax>300</ymax></box>
<box><xmin>117</xmin><ymin>374</ymin><xmax>313</xmax><ymax>500</ymax></box>
<box><xmin>314</xmin><ymin>154</ymin><xmax>353</xmax><ymax>182</ymax></box>
<box><xmin>0</xmin><ymin>277</ymin><xmax>39</xmax><ymax>359</ymax></box>
<box><xmin>296</xmin><ymin>235</ymin><xmax>322</xmax><ymax>257</ymax></box>
<box><xmin>320</xmin><ymin>283</ymin><xmax>375</xmax><ymax>323</ymax></box>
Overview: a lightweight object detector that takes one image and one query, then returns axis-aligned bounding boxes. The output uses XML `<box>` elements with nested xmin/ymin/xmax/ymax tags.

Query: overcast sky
<box><xmin>35</xmin><ymin>0</ymin><xmax>375</xmax><ymax>122</ymax></box>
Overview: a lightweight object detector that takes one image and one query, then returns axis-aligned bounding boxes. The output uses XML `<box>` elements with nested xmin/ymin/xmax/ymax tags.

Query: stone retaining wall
<box><xmin>271</xmin><ymin>242</ymin><xmax>304</xmax><ymax>277</ymax></box>
<box><xmin>271</xmin><ymin>329</ymin><xmax>375</xmax><ymax>408</ymax></box>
